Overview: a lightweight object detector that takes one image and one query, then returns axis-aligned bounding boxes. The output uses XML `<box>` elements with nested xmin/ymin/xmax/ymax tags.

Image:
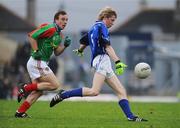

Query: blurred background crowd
<box><xmin>0</xmin><ymin>0</ymin><xmax>180</xmax><ymax>100</ymax></box>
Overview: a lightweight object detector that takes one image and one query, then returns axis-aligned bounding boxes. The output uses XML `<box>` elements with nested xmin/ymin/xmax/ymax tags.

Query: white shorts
<box><xmin>92</xmin><ymin>54</ymin><xmax>115</xmax><ymax>78</ymax></box>
<box><xmin>27</xmin><ymin>57</ymin><xmax>53</xmax><ymax>80</ymax></box>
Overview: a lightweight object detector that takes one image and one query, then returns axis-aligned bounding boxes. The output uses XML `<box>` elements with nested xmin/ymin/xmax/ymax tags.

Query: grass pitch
<box><xmin>0</xmin><ymin>100</ymin><xmax>179</xmax><ymax>128</ymax></box>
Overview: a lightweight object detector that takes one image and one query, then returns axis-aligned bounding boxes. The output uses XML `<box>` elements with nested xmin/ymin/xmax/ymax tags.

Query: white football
<box><xmin>134</xmin><ymin>62</ymin><xmax>151</xmax><ymax>79</ymax></box>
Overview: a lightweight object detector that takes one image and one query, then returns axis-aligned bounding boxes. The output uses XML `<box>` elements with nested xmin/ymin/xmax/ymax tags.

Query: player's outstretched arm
<box><xmin>73</xmin><ymin>44</ymin><xmax>86</xmax><ymax>57</ymax></box>
<box><xmin>54</xmin><ymin>44</ymin><xmax>66</xmax><ymax>56</ymax></box>
<box><xmin>54</xmin><ymin>36</ymin><xmax>71</xmax><ymax>56</ymax></box>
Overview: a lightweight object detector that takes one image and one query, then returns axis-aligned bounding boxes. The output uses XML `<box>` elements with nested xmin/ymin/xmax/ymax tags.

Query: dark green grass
<box><xmin>0</xmin><ymin>100</ymin><xmax>180</xmax><ymax>128</ymax></box>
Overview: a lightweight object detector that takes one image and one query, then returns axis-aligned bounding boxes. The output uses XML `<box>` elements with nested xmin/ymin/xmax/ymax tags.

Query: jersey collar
<box><xmin>54</xmin><ymin>22</ymin><xmax>62</xmax><ymax>33</ymax></box>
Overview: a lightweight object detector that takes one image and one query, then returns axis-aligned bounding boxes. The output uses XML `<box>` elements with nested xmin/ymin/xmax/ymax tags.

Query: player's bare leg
<box><xmin>106</xmin><ymin>75</ymin><xmax>148</xmax><ymax>122</ymax></box>
<box><xmin>50</xmin><ymin>72</ymin><xmax>105</xmax><ymax>107</ymax></box>
<box><xmin>18</xmin><ymin>73</ymin><xmax>60</xmax><ymax>102</ymax></box>
<box><xmin>82</xmin><ymin>72</ymin><xmax>105</xmax><ymax>96</ymax></box>
<box><xmin>15</xmin><ymin>91</ymin><xmax>43</xmax><ymax>118</ymax></box>
<box><xmin>15</xmin><ymin>78</ymin><xmax>40</xmax><ymax>118</ymax></box>
<box><xmin>15</xmin><ymin>73</ymin><xmax>61</xmax><ymax>118</ymax></box>
<box><xmin>38</xmin><ymin>72</ymin><xmax>60</xmax><ymax>90</ymax></box>
<box><xmin>105</xmin><ymin>75</ymin><xmax>127</xmax><ymax>99</ymax></box>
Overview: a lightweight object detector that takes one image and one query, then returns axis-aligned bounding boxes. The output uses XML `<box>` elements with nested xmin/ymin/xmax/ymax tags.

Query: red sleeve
<box><xmin>28</xmin><ymin>23</ymin><xmax>56</xmax><ymax>39</ymax></box>
<box><xmin>38</xmin><ymin>27</ymin><xmax>56</xmax><ymax>38</ymax></box>
<box><xmin>40</xmin><ymin>23</ymin><xmax>49</xmax><ymax>27</ymax></box>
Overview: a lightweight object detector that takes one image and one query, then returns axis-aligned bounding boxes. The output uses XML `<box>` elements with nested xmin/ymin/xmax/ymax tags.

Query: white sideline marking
<box><xmin>38</xmin><ymin>93</ymin><xmax>179</xmax><ymax>103</ymax></box>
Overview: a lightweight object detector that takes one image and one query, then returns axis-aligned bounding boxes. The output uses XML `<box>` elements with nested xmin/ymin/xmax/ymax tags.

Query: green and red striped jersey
<box><xmin>29</xmin><ymin>23</ymin><xmax>63</xmax><ymax>61</ymax></box>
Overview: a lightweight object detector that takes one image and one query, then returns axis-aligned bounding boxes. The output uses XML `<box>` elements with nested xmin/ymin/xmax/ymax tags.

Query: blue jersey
<box><xmin>80</xmin><ymin>21</ymin><xmax>111</xmax><ymax>66</ymax></box>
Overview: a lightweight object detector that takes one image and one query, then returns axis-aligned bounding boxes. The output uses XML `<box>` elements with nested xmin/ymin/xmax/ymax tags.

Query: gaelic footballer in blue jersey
<box><xmin>50</xmin><ymin>7</ymin><xmax>147</xmax><ymax>122</ymax></box>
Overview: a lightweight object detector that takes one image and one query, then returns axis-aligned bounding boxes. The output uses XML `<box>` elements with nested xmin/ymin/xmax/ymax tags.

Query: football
<box><xmin>134</xmin><ymin>62</ymin><xmax>151</xmax><ymax>79</ymax></box>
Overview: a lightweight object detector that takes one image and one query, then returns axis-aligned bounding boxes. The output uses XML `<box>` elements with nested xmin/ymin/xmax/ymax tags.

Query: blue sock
<box><xmin>61</xmin><ymin>88</ymin><xmax>83</xmax><ymax>99</ymax></box>
<box><xmin>119</xmin><ymin>99</ymin><xmax>134</xmax><ymax>119</ymax></box>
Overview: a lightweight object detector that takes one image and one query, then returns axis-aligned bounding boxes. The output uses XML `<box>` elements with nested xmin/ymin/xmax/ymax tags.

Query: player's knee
<box><xmin>121</xmin><ymin>88</ymin><xmax>127</xmax><ymax>95</ymax></box>
<box><xmin>90</xmin><ymin>89</ymin><xmax>99</xmax><ymax>96</ymax></box>
<box><xmin>50</xmin><ymin>83</ymin><xmax>60</xmax><ymax>90</ymax></box>
<box><xmin>117</xmin><ymin>87</ymin><xmax>127</xmax><ymax>98</ymax></box>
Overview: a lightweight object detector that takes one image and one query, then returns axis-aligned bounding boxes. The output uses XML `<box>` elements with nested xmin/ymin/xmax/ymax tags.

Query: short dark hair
<box><xmin>54</xmin><ymin>10</ymin><xmax>67</xmax><ymax>21</ymax></box>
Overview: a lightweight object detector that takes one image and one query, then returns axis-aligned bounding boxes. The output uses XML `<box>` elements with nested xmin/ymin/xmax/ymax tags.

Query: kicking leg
<box><xmin>50</xmin><ymin>72</ymin><xmax>105</xmax><ymax>107</ymax></box>
<box><xmin>83</xmin><ymin>72</ymin><xmax>105</xmax><ymax>96</ymax></box>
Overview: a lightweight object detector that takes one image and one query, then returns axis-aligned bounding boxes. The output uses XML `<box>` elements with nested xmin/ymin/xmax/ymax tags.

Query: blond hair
<box><xmin>98</xmin><ymin>6</ymin><xmax>117</xmax><ymax>20</ymax></box>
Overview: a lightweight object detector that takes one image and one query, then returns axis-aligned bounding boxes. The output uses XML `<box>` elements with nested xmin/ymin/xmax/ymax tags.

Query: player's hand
<box><xmin>73</xmin><ymin>49</ymin><xmax>84</xmax><ymax>57</ymax></box>
<box><xmin>115</xmin><ymin>60</ymin><xmax>127</xmax><ymax>75</ymax></box>
<box><xmin>32</xmin><ymin>50</ymin><xmax>43</xmax><ymax>60</ymax></box>
<box><xmin>64</xmin><ymin>36</ymin><xmax>71</xmax><ymax>47</ymax></box>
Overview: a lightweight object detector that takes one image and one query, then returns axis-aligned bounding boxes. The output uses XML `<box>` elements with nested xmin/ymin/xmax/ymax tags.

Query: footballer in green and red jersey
<box><xmin>28</xmin><ymin>23</ymin><xmax>64</xmax><ymax>61</ymax></box>
<box><xmin>15</xmin><ymin>11</ymin><xmax>71</xmax><ymax>118</ymax></box>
